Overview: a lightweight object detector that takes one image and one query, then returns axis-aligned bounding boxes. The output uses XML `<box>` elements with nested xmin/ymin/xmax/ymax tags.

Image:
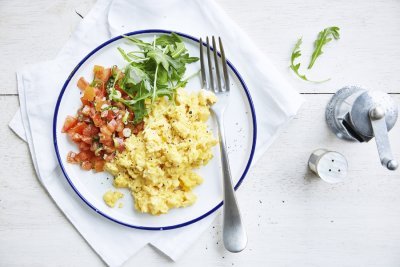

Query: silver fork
<box><xmin>199</xmin><ymin>36</ymin><xmax>247</xmax><ymax>253</ymax></box>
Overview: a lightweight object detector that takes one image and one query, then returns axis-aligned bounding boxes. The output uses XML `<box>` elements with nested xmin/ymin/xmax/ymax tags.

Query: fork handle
<box><xmin>215</xmin><ymin>114</ymin><xmax>248</xmax><ymax>253</ymax></box>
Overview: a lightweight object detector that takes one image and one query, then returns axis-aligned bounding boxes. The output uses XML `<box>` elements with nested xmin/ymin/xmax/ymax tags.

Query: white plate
<box><xmin>53</xmin><ymin>29</ymin><xmax>257</xmax><ymax>230</ymax></box>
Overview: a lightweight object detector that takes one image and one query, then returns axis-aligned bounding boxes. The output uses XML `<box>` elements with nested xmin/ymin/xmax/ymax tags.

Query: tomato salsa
<box><xmin>62</xmin><ymin>65</ymin><xmax>143</xmax><ymax>172</ymax></box>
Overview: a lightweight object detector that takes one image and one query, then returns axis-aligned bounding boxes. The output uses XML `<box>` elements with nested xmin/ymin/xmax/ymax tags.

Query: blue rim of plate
<box><xmin>53</xmin><ymin>29</ymin><xmax>257</xmax><ymax>230</ymax></box>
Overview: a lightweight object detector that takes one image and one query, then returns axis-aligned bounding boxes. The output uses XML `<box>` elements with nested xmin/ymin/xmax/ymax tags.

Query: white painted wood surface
<box><xmin>1</xmin><ymin>0</ymin><xmax>400</xmax><ymax>266</ymax></box>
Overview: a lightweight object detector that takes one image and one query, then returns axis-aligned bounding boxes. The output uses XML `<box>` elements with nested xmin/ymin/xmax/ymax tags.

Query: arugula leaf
<box><xmin>170</xmin><ymin>42</ymin><xmax>186</xmax><ymax>58</ymax></box>
<box><xmin>290</xmin><ymin>38</ymin><xmax>311</xmax><ymax>81</ymax></box>
<box><xmin>290</xmin><ymin>38</ymin><xmax>330</xmax><ymax>83</ymax></box>
<box><xmin>155</xmin><ymin>32</ymin><xmax>182</xmax><ymax>46</ymax></box>
<box><xmin>117</xmin><ymin>47</ymin><xmax>132</xmax><ymax>62</ymax></box>
<box><xmin>147</xmin><ymin>49</ymin><xmax>169</xmax><ymax>70</ymax></box>
<box><xmin>122</xmin><ymin>35</ymin><xmax>153</xmax><ymax>50</ymax></box>
<box><xmin>180</xmin><ymin>54</ymin><xmax>199</xmax><ymax>64</ymax></box>
<box><xmin>308</xmin><ymin>26</ymin><xmax>340</xmax><ymax>69</ymax></box>
<box><xmin>157</xmin><ymin>66</ymin><xmax>168</xmax><ymax>85</ymax></box>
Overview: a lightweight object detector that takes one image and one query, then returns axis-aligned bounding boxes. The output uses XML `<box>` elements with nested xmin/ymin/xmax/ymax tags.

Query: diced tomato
<box><xmin>67</xmin><ymin>151</ymin><xmax>78</xmax><ymax>163</ymax></box>
<box><xmin>115</xmin><ymin>101</ymin><xmax>125</xmax><ymax>110</ymax></box>
<box><xmin>106</xmin><ymin>110</ymin><xmax>116</xmax><ymax>121</ymax></box>
<box><xmin>94</xmin><ymin>87</ymin><xmax>106</xmax><ymax>98</ymax></box>
<box><xmin>116</xmin><ymin>121</ymin><xmax>124</xmax><ymax>132</ymax></box>
<box><xmin>104</xmin><ymin>153</ymin><xmax>115</xmax><ymax>162</ymax></box>
<box><xmin>101</xmin><ymin>139</ymin><xmax>113</xmax><ymax>147</ymax></box>
<box><xmin>100</xmin><ymin>125</ymin><xmax>112</xmax><ymax>136</ymax></box>
<box><xmin>104</xmin><ymin>145</ymin><xmax>117</xmax><ymax>154</ymax></box>
<box><xmin>77</xmin><ymin>77</ymin><xmax>89</xmax><ymax>91</ymax></box>
<box><xmin>71</xmin><ymin>133</ymin><xmax>82</xmax><ymax>143</ymax></box>
<box><xmin>82</xmin><ymin>124</ymin><xmax>99</xmax><ymax>136</ymax></box>
<box><xmin>114</xmin><ymin>83</ymin><xmax>121</xmax><ymax>91</ymax></box>
<box><xmin>81</xmin><ymin>125</ymin><xmax>91</xmax><ymax>137</ymax></box>
<box><xmin>90</xmin><ymin>142</ymin><xmax>100</xmax><ymax>152</ymax></box>
<box><xmin>113</xmin><ymin>137</ymin><xmax>125</xmax><ymax>152</ymax></box>
<box><xmin>81</xmin><ymin>115</ymin><xmax>91</xmax><ymax>124</ymax></box>
<box><xmin>103</xmin><ymin>68</ymin><xmax>111</xmax><ymax>82</ymax></box>
<box><xmin>82</xmin><ymin>86</ymin><xmax>96</xmax><ymax>101</ymax></box>
<box><xmin>93</xmin><ymin>65</ymin><xmax>104</xmax><ymax>75</ymax></box>
<box><xmin>93</xmin><ymin>159</ymin><xmax>106</xmax><ymax>172</ymax></box>
<box><xmin>107</xmin><ymin>119</ymin><xmax>117</xmax><ymax>132</ymax></box>
<box><xmin>89</xmin><ymin>107</ymin><xmax>96</xmax><ymax>117</ymax></box>
<box><xmin>95</xmin><ymin>99</ymin><xmax>106</xmax><ymax>111</ymax></box>
<box><xmin>96</xmin><ymin>82</ymin><xmax>106</xmax><ymax>93</ymax></box>
<box><xmin>94</xmin><ymin>65</ymin><xmax>111</xmax><ymax>83</ymax></box>
<box><xmin>62</xmin><ymin>116</ymin><xmax>78</xmax><ymax>133</ymax></box>
<box><xmin>92</xmin><ymin>113</ymin><xmax>104</xmax><ymax>127</ymax></box>
<box><xmin>80</xmin><ymin>97</ymin><xmax>90</xmax><ymax>106</ymax></box>
<box><xmin>68</xmin><ymin>122</ymin><xmax>87</xmax><ymax>135</ymax></box>
<box><xmin>132</xmin><ymin>121</ymin><xmax>144</xmax><ymax>135</ymax></box>
<box><xmin>128</xmin><ymin>112</ymin><xmax>134</xmax><ymax>121</ymax></box>
<box><xmin>81</xmin><ymin>136</ymin><xmax>93</xmax><ymax>145</ymax></box>
<box><xmin>81</xmin><ymin>105</ymin><xmax>91</xmax><ymax>116</ymax></box>
<box><xmin>101</xmin><ymin>110</ymin><xmax>109</xmax><ymax>118</ymax></box>
<box><xmin>76</xmin><ymin>151</ymin><xmax>94</xmax><ymax>162</ymax></box>
<box><xmin>79</xmin><ymin>142</ymin><xmax>91</xmax><ymax>151</ymax></box>
<box><xmin>91</xmin><ymin>127</ymin><xmax>100</xmax><ymax>136</ymax></box>
<box><xmin>81</xmin><ymin>161</ymin><xmax>93</xmax><ymax>170</ymax></box>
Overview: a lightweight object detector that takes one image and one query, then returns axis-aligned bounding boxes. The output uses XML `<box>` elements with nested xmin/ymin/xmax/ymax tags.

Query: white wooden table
<box><xmin>2</xmin><ymin>0</ymin><xmax>400</xmax><ymax>266</ymax></box>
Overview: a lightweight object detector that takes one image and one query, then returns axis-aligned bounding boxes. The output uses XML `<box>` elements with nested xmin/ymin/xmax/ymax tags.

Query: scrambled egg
<box><xmin>103</xmin><ymin>190</ymin><xmax>124</xmax><ymax>208</ymax></box>
<box><xmin>105</xmin><ymin>88</ymin><xmax>218</xmax><ymax>215</ymax></box>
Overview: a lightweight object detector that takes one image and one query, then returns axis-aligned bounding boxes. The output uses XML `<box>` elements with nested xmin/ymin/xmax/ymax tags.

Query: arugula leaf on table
<box><xmin>290</xmin><ymin>38</ymin><xmax>330</xmax><ymax>83</ymax></box>
<box><xmin>290</xmin><ymin>38</ymin><xmax>312</xmax><ymax>82</ymax></box>
<box><xmin>308</xmin><ymin>26</ymin><xmax>340</xmax><ymax>69</ymax></box>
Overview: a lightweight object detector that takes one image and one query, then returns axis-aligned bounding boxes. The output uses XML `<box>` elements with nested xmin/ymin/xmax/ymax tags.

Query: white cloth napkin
<box><xmin>9</xmin><ymin>0</ymin><xmax>304</xmax><ymax>266</ymax></box>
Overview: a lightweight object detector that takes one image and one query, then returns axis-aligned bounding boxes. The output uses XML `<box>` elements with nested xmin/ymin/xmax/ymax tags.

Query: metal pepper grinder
<box><xmin>326</xmin><ymin>85</ymin><xmax>399</xmax><ymax>170</ymax></box>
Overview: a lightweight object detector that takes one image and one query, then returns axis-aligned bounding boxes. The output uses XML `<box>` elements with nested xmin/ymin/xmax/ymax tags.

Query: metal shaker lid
<box><xmin>350</xmin><ymin>90</ymin><xmax>398</xmax><ymax>138</ymax></box>
<box><xmin>308</xmin><ymin>149</ymin><xmax>348</xmax><ymax>183</ymax></box>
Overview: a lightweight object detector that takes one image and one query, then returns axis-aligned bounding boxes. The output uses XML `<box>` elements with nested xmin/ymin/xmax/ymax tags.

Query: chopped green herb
<box><xmin>122</xmin><ymin>111</ymin><xmax>129</xmax><ymax>125</ymax></box>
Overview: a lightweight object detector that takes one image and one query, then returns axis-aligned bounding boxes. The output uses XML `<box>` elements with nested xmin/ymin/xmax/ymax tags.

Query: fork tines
<box><xmin>199</xmin><ymin>36</ymin><xmax>230</xmax><ymax>93</ymax></box>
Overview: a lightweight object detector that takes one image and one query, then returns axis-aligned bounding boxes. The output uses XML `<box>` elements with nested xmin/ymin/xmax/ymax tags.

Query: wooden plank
<box><xmin>217</xmin><ymin>0</ymin><xmax>400</xmax><ymax>94</ymax></box>
<box><xmin>2</xmin><ymin>94</ymin><xmax>400</xmax><ymax>266</ymax></box>
<box><xmin>127</xmin><ymin>94</ymin><xmax>400</xmax><ymax>267</ymax></box>
<box><xmin>2</xmin><ymin>0</ymin><xmax>400</xmax><ymax>94</ymax></box>
<box><xmin>0</xmin><ymin>0</ymin><xmax>95</xmax><ymax>95</ymax></box>
<box><xmin>0</xmin><ymin>96</ymin><xmax>103</xmax><ymax>267</ymax></box>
